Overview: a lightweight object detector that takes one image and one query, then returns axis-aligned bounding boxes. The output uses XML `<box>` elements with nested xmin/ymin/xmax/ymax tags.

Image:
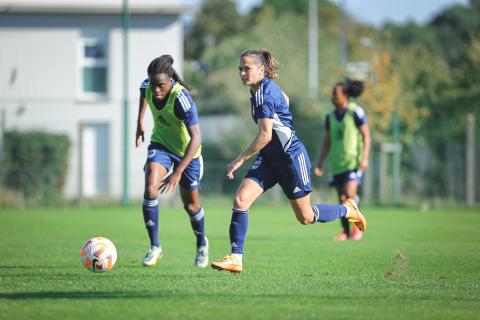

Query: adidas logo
<box><xmin>191</xmin><ymin>181</ymin><xmax>198</xmax><ymax>186</ymax></box>
<box><xmin>145</xmin><ymin>220</ymin><xmax>155</xmax><ymax>227</ymax></box>
<box><xmin>293</xmin><ymin>186</ymin><xmax>301</xmax><ymax>193</ymax></box>
<box><xmin>231</xmin><ymin>242</ymin><xmax>238</xmax><ymax>248</ymax></box>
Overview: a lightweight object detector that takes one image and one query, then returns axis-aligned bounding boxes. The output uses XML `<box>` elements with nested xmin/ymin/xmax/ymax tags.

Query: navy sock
<box><xmin>341</xmin><ymin>196</ymin><xmax>360</xmax><ymax>235</ymax></box>
<box><xmin>229</xmin><ymin>209</ymin><xmax>248</xmax><ymax>254</ymax></box>
<box><xmin>312</xmin><ymin>204</ymin><xmax>347</xmax><ymax>223</ymax></box>
<box><xmin>339</xmin><ymin>201</ymin><xmax>350</xmax><ymax>235</ymax></box>
<box><xmin>189</xmin><ymin>207</ymin><xmax>206</xmax><ymax>247</ymax></box>
<box><xmin>143</xmin><ymin>197</ymin><xmax>159</xmax><ymax>247</ymax></box>
<box><xmin>341</xmin><ymin>217</ymin><xmax>350</xmax><ymax>235</ymax></box>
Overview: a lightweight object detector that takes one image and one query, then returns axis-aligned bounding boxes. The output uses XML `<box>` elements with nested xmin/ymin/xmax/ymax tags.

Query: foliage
<box><xmin>360</xmin><ymin>51</ymin><xmax>429</xmax><ymax>144</ymax></box>
<box><xmin>183</xmin><ymin>0</ymin><xmax>479</xmax><ymax>202</ymax></box>
<box><xmin>386</xmin><ymin>2</ymin><xmax>480</xmax><ymax>142</ymax></box>
<box><xmin>1</xmin><ymin>130</ymin><xmax>70</xmax><ymax>206</ymax></box>
<box><xmin>199</xmin><ymin>5</ymin><xmax>345</xmax><ymax>115</ymax></box>
<box><xmin>184</xmin><ymin>0</ymin><xmax>246</xmax><ymax>61</ymax></box>
<box><xmin>251</xmin><ymin>0</ymin><xmax>334</xmax><ymax>18</ymax></box>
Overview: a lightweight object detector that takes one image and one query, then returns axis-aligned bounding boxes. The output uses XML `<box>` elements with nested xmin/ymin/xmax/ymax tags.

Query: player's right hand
<box><xmin>135</xmin><ymin>126</ymin><xmax>144</xmax><ymax>148</ymax></box>
<box><xmin>227</xmin><ymin>158</ymin><xmax>244</xmax><ymax>180</ymax></box>
<box><xmin>314</xmin><ymin>166</ymin><xmax>324</xmax><ymax>176</ymax></box>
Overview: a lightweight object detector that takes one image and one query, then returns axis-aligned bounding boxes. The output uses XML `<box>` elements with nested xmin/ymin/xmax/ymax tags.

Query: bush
<box><xmin>1</xmin><ymin>130</ymin><xmax>70</xmax><ymax>206</ymax></box>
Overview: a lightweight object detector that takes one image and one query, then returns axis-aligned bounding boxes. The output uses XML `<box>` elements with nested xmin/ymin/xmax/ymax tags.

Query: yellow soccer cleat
<box><xmin>211</xmin><ymin>255</ymin><xmax>243</xmax><ymax>273</ymax></box>
<box><xmin>344</xmin><ymin>198</ymin><xmax>367</xmax><ymax>232</ymax></box>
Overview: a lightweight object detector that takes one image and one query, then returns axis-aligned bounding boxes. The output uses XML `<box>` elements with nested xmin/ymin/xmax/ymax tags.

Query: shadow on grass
<box><xmin>0</xmin><ymin>291</ymin><xmax>296</xmax><ymax>300</ymax></box>
<box><xmin>0</xmin><ymin>291</ymin><xmax>165</xmax><ymax>300</ymax></box>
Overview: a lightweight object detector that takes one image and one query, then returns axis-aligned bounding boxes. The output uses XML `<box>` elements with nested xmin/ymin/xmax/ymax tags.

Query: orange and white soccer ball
<box><xmin>80</xmin><ymin>237</ymin><xmax>117</xmax><ymax>272</ymax></box>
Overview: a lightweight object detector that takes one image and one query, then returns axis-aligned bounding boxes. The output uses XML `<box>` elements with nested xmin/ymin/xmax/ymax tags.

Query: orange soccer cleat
<box><xmin>211</xmin><ymin>255</ymin><xmax>243</xmax><ymax>273</ymax></box>
<box><xmin>344</xmin><ymin>198</ymin><xmax>367</xmax><ymax>232</ymax></box>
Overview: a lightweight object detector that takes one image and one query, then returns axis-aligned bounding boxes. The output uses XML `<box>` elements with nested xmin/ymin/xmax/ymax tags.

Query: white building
<box><xmin>0</xmin><ymin>0</ymin><xmax>193</xmax><ymax>201</ymax></box>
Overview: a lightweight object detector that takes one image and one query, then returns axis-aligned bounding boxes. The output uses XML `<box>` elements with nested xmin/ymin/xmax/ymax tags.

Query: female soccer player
<box><xmin>314</xmin><ymin>79</ymin><xmax>371</xmax><ymax>241</ymax></box>
<box><xmin>211</xmin><ymin>49</ymin><xmax>367</xmax><ymax>273</ymax></box>
<box><xmin>135</xmin><ymin>55</ymin><xmax>208</xmax><ymax>267</ymax></box>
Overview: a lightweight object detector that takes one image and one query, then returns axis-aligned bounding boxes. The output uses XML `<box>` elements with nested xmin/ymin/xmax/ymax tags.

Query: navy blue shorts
<box><xmin>245</xmin><ymin>146</ymin><xmax>312</xmax><ymax>200</ymax></box>
<box><xmin>145</xmin><ymin>143</ymin><xmax>203</xmax><ymax>191</ymax></box>
<box><xmin>328</xmin><ymin>169</ymin><xmax>362</xmax><ymax>187</ymax></box>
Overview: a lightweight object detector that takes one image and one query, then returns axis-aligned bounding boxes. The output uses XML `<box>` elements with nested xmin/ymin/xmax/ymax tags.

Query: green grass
<box><xmin>1</xmin><ymin>199</ymin><xmax>480</xmax><ymax>320</ymax></box>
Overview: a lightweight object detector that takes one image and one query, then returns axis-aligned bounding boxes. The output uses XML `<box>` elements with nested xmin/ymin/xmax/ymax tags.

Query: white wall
<box><xmin>0</xmin><ymin>13</ymin><xmax>184</xmax><ymax>200</ymax></box>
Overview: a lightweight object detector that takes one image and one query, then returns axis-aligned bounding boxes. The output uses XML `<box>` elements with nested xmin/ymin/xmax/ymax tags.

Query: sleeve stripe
<box><xmin>177</xmin><ymin>91</ymin><xmax>192</xmax><ymax>112</ymax></box>
<box><xmin>180</xmin><ymin>92</ymin><xmax>192</xmax><ymax>112</ymax></box>
<box><xmin>254</xmin><ymin>84</ymin><xmax>264</xmax><ymax>107</ymax></box>
<box><xmin>260</xmin><ymin>84</ymin><xmax>264</xmax><ymax>105</ymax></box>
<box><xmin>354</xmin><ymin>106</ymin><xmax>366</xmax><ymax>119</ymax></box>
<box><xmin>140</xmin><ymin>79</ymin><xmax>149</xmax><ymax>89</ymax></box>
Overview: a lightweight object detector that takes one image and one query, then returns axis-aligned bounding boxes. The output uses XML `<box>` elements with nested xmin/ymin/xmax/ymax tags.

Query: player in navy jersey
<box><xmin>135</xmin><ymin>55</ymin><xmax>208</xmax><ymax>267</ymax></box>
<box><xmin>315</xmin><ymin>79</ymin><xmax>371</xmax><ymax>241</ymax></box>
<box><xmin>211</xmin><ymin>49</ymin><xmax>367</xmax><ymax>273</ymax></box>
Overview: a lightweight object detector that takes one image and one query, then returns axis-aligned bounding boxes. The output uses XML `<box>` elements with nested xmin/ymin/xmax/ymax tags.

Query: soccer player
<box><xmin>135</xmin><ymin>55</ymin><xmax>208</xmax><ymax>267</ymax></box>
<box><xmin>211</xmin><ymin>49</ymin><xmax>367</xmax><ymax>273</ymax></box>
<box><xmin>314</xmin><ymin>79</ymin><xmax>371</xmax><ymax>241</ymax></box>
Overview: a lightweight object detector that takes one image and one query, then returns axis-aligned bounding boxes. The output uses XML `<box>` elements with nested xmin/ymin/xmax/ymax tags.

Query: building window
<box><xmin>78</xmin><ymin>31</ymin><xmax>108</xmax><ymax>99</ymax></box>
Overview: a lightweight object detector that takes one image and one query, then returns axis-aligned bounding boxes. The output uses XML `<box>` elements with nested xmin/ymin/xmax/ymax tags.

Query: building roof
<box><xmin>0</xmin><ymin>0</ymin><xmax>196</xmax><ymax>15</ymax></box>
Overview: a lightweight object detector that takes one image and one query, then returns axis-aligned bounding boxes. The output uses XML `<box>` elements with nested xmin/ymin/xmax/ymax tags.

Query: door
<box><xmin>81</xmin><ymin>123</ymin><xmax>109</xmax><ymax>197</ymax></box>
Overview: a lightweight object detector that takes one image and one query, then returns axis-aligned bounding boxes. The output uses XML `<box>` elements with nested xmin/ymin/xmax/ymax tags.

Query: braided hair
<box><xmin>147</xmin><ymin>55</ymin><xmax>191</xmax><ymax>90</ymax></box>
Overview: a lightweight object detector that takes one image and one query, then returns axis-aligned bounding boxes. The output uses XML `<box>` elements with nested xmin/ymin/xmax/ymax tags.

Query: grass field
<box><xmin>1</xmin><ymin>199</ymin><xmax>480</xmax><ymax>320</ymax></box>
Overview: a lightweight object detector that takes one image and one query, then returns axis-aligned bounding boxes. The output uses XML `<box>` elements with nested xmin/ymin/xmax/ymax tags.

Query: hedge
<box><xmin>1</xmin><ymin>130</ymin><xmax>70</xmax><ymax>206</ymax></box>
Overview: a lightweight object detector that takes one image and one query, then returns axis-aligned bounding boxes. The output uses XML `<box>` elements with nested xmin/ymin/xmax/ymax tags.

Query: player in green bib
<box><xmin>135</xmin><ymin>55</ymin><xmax>208</xmax><ymax>267</ymax></box>
<box><xmin>315</xmin><ymin>79</ymin><xmax>371</xmax><ymax>241</ymax></box>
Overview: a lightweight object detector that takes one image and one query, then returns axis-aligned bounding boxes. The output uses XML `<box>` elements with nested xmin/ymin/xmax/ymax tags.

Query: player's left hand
<box><xmin>159</xmin><ymin>170</ymin><xmax>181</xmax><ymax>194</ymax></box>
<box><xmin>359</xmin><ymin>158</ymin><xmax>369</xmax><ymax>172</ymax></box>
<box><xmin>227</xmin><ymin>158</ymin><xmax>244</xmax><ymax>180</ymax></box>
<box><xmin>314</xmin><ymin>166</ymin><xmax>324</xmax><ymax>176</ymax></box>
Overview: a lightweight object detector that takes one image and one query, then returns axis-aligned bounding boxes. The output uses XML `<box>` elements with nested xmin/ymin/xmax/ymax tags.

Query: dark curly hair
<box><xmin>336</xmin><ymin>78</ymin><xmax>364</xmax><ymax>98</ymax></box>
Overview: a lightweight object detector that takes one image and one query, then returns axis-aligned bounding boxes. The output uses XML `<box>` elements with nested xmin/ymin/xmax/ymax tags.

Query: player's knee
<box><xmin>297</xmin><ymin>217</ymin><xmax>312</xmax><ymax>225</ymax></box>
<box><xmin>233</xmin><ymin>194</ymin><xmax>249</xmax><ymax>211</ymax></box>
<box><xmin>183</xmin><ymin>202</ymin><xmax>200</xmax><ymax>215</ymax></box>
<box><xmin>296</xmin><ymin>213</ymin><xmax>314</xmax><ymax>225</ymax></box>
<box><xmin>145</xmin><ymin>184</ymin><xmax>159</xmax><ymax>199</ymax></box>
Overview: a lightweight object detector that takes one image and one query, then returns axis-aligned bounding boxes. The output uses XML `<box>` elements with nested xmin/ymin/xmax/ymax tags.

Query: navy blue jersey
<box><xmin>250</xmin><ymin>77</ymin><xmax>303</xmax><ymax>159</ymax></box>
<box><xmin>140</xmin><ymin>79</ymin><xmax>198</xmax><ymax>127</ymax></box>
<box><xmin>325</xmin><ymin>104</ymin><xmax>367</xmax><ymax>130</ymax></box>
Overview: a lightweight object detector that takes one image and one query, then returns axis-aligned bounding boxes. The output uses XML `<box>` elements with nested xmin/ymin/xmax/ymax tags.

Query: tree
<box><xmin>184</xmin><ymin>0</ymin><xmax>246</xmax><ymax>61</ymax></box>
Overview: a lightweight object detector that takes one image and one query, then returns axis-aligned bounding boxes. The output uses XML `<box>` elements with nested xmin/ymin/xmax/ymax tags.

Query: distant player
<box><xmin>135</xmin><ymin>55</ymin><xmax>208</xmax><ymax>267</ymax></box>
<box><xmin>211</xmin><ymin>49</ymin><xmax>367</xmax><ymax>273</ymax></box>
<box><xmin>314</xmin><ymin>79</ymin><xmax>371</xmax><ymax>241</ymax></box>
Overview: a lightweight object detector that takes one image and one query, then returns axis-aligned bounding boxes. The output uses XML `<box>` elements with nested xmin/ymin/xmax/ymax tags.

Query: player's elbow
<box><xmin>260</xmin><ymin>131</ymin><xmax>272</xmax><ymax>144</ymax></box>
<box><xmin>191</xmin><ymin>133</ymin><xmax>202</xmax><ymax>147</ymax></box>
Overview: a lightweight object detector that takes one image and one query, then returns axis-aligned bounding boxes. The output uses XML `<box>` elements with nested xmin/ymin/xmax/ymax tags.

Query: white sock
<box><xmin>151</xmin><ymin>245</ymin><xmax>162</xmax><ymax>252</ymax></box>
<box><xmin>344</xmin><ymin>205</ymin><xmax>351</xmax><ymax>218</ymax></box>
<box><xmin>232</xmin><ymin>253</ymin><xmax>243</xmax><ymax>264</ymax></box>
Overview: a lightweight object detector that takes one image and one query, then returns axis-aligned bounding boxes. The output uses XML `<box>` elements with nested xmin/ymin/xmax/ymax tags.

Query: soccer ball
<box><xmin>80</xmin><ymin>237</ymin><xmax>117</xmax><ymax>272</ymax></box>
